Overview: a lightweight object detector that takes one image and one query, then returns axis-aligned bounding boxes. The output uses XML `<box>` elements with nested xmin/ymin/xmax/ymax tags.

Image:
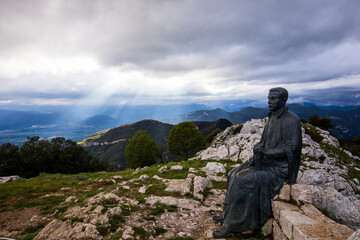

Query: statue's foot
<box><xmin>212</xmin><ymin>215</ymin><xmax>224</xmax><ymax>223</ymax></box>
<box><xmin>213</xmin><ymin>224</ymin><xmax>233</xmax><ymax>238</ymax></box>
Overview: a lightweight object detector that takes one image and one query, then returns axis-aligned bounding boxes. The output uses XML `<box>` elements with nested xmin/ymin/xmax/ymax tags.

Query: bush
<box><xmin>308</xmin><ymin>115</ymin><xmax>335</xmax><ymax>130</ymax></box>
<box><xmin>0</xmin><ymin>137</ymin><xmax>107</xmax><ymax>178</ymax></box>
<box><xmin>125</xmin><ymin>130</ymin><xmax>161</xmax><ymax>169</ymax></box>
<box><xmin>167</xmin><ymin>122</ymin><xmax>204</xmax><ymax>158</ymax></box>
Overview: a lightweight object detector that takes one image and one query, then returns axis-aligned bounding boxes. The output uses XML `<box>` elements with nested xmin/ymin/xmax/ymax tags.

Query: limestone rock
<box><xmin>193</xmin><ymin>176</ymin><xmax>213</xmax><ymax>200</ymax></box>
<box><xmin>188</xmin><ymin>167</ymin><xmax>197</xmax><ymax>173</ymax></box>
<box><xmin>312</xmin><ymin>187</ymin><xmax>360</xmax><ymax>230</ymax></box>
<box><xmin>273</xmin><ymin>220</ymin><xmax>288</xmax><ymax>240</ymax></box>
<box><xmin>278</xmin><ymin>184</ymin><xmax>291</xmax><ymax>201</ymax></box>
<box><xmin>279</xmin><ymin>210</ymin><xmax>317</xmax><ymax>239</ymax></box>
<box><xmin>271</xmin><ymin>200</ymin><xmax>300</xmax><ymax>221</ymax></box>
<box><xmin>86</xmin><ymin>192</ymin><xmax>121</xmax><ymax>205</ymax></box>
<box><xmin>34</xmin><ymin>219</ymin><xmax>73</xmax><ymax>240</ymax></box>
<box><xmin>171</xmin><ymin>165</ymin><xmax>183</xmax><ymax>170</ymax></box>
<box><xmin>145</xmin><ymin>196</ymin><xmax>201</xmax><ymax>210</ymax></box>
<box><xmin>64</xmin><ymin>196</ymin><xmax>77</xmax><ymax>203</ymax></box>
<box><xmin>34</xmin><ymin>219</ymin><xmax>101</xmax><ymax>240</ymax></box>
<box><xmin>152</xmin><ymin>175</ymin><xmax>163</xmax><ymax>180</ymax></box>
<box><xmin>293</xmin><ymin>223</ymin><xmax>353</xmax><ymax>240</ymax></box>
<box><xmin>138</xmin><ymin>174</ymin><xmax>149</xmax><ymax>180</ymax></box>
<box><xmin>158</xmin><ymin>166</ymin><xmax>168</xmax><ymax>172</ymax></box>
<box><xmin>291</xmin><ymin>184</ymin><xmax>315</xmax><ymax>205</ymax></box>
<box><xmin>113</xmin><ymin>175</ymin><xmax>123</xmax><ymax>180</ymax></box>
<box><xmin>202</xmin><ymin>162</ymin><xmax>226</xmax><ymax>174</ymax></box>
<box><xmin>122</xmin><ymin>226</ymin><xmax>135</xmax><ymax>239</ymax></box>
<box><xmin>261</xmin><ymin>218</ymin><xmax>273</xmax><ymax>236</ymax></box>
<box><xmin>165</xmin><ymin>178</ymin><xmax>192</xmax><ymax>195</ymax></box>
<box><xmin>138</xmin><ymin>185</ymin><xmax>148</xmax><ymax>193</ymax></box>
<box><xmin>0</xmin><ymin>175</ymin><xmax>20</xmax><ymax>183</ymax></box>
<box><xmin>348</xmin><ymin>229</ymin><xmax>360</xmax><ymax>240</ymax></box>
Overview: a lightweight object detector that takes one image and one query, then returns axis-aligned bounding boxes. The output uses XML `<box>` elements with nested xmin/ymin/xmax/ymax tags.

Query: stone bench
<box><xmin>264</xmin><ymin>183</ymin><xmax>356</xmax><ymax>240</ymax></box>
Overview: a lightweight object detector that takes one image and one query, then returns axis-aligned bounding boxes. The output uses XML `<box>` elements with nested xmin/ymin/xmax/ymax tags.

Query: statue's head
<box><xmin>268</xmin><ymin>87</ymin><xmax>288</xmax><ymax>112</ymax></box>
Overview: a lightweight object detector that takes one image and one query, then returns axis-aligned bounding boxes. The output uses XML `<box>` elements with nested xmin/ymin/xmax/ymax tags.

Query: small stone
<box><xmin>152</xmin><ymin>175</ymin><xmax>163</xmax><ymax>180</ymax></box>
<box><xmin>188</xmin><ymin>167</ymin><xmax>197</xmax><ymax>173</ymax></box>
<box><xmin>138</xmin><ymin>174</ymin><xmax>149</xmax><ymax>180</ymax></box>
<box><xmin>261</xmin><ymin>218</ymin><xmax>273</xmax><ymax>236</ymax></box>
<box><xmin>138</xmin><ymin>186</ymin><xmax>148</xmax><ymax>194</ymax></box>
<box><xmin>278</xmin><ymin>184</ymin><xmax>290</xmax><ymax>201</ymax></box>
<box><xmin>64</xmin><ymin>196</ymin><xmax>77</xmax><ymax>203</ymax></box>
<box><xmin>187</xmin><ymin>173</ymin><xmax>196</xmax><ymax>178</ymax></box>
<box><xmin>113</xmin><ymin>175</ymin><xmax>123</xmax><ymax>180</ymax></box>
<box><xmin>171</xmin><ymin>165</ymin><xmax>183</xmax><ymax>170</ymax></box>
<box><xmin>158</xmin><ymin>166</ymin><xmax>168</xmax><ymax>172</ymax></box>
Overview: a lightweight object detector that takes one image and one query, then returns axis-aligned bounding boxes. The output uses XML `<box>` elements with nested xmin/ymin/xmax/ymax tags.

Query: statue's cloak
<box><xmin>223</xmin><ymin>106</ymin><xmax>302</xmax><ymax>232</ymax></box>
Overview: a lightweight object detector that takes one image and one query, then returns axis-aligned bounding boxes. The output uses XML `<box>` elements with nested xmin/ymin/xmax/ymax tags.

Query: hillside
<box><xmin>175</xmin><ymin>104</ymin><xmax>360</xmax><ymax>138</ymax></box>
<box><xmin>1</xmin><ymin>119</ymin><xmax>359</xmax><ymax>239</ymax></box>
<box><xmin>80</xmin><ymin>119</ymin><xmax>232</xmax><ymax>169</ymax></box>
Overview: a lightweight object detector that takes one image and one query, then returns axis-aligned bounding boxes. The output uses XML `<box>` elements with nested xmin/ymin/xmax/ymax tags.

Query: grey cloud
<box><xmin>1</xmin><ymin>0</ymin><xmax>360</xmax><ymax>106</ymax></box>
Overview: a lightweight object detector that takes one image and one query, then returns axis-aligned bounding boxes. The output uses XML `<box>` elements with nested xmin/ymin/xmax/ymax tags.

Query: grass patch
<box><xmin>304</xmin><ymin>124</ymin><xmax>323</xmax><ymax>143</ymax></box>
<box><xmin>153</xmin><ymin>226</ymin><xmax>167</xmax><ymax>236</ymax></box>
<box><xmin>212</xmin><ymin>181</ymin><xmax>227</xmax><ymax>189</ymax></box>
<box><xmin>22</xmin><ymin>222</ymin><xmax>47</xmax><ymax>234</ymax></box>
<box><xmin>13</xmin><ymin>195</ymin><xmax>65</xmax><ymax>210</ymax></box>
<box><xmin>132</xmin><ymin>226</ymin><xmax>150</xmax><ymax>239</ymax></box>
<box><xmin>97</xmin><ymin>226</ymin><xmax>109</xmax><ymax>236</ymax></box>
<box><xmin>22</xmin><ymin>232</ymin><xmax>38</xmax><ymax>240</ymax></box>
<box><xmin>109</xmin><ymin>214</ymin><xmax>125</xmax><ymax>232</ymax></box>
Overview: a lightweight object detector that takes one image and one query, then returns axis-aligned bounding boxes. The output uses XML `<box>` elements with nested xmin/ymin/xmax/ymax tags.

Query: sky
<box><xmin>1</xmin><ymin>0</ymin><xmax>360</xmax><ymax>108</ymax></box>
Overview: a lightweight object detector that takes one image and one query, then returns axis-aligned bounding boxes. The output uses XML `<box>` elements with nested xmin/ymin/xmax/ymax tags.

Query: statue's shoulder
<box><xmin>283</xmin><ymin>109</ymin><xmax>301</xmax><ymax>123</ymax></box>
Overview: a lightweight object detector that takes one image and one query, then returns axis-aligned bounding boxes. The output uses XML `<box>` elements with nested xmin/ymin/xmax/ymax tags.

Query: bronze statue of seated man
<box><xmin>213</xmin><ymin>87</ymin><xmax>302</xmax><ymax>238</ymax></box>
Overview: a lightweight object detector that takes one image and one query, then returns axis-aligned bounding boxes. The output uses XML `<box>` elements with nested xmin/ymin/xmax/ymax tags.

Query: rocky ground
<box><xmin>1</xmin><ymin>118</ymin><xmax>360</xmax><ymax>239</ymax></box>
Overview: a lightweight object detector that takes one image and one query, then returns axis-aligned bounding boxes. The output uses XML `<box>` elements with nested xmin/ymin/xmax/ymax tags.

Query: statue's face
<box><xmin>268</xmin><ymin>91</ymin><xmax>285</xmax><ymax>112</ymax></box>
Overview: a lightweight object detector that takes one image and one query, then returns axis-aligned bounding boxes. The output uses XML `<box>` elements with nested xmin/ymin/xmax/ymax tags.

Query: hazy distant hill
<box><xmin>0</xmin><ymin>109</ymin><xmax>60</xmax><ymax>130</ymax></box>
<box><xmin>175</xmin><ymin>104</ymin><xmax>360</xmax><ymax>138</ymax></box>
<box><xmin>81</xmin><ymin>119</ymin><xmax>232</xmax><ymax>169</ymax></box>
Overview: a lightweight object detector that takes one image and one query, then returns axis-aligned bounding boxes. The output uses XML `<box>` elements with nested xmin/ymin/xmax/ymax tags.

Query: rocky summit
<box><xmin>0</xmin><ymin>118</ymin><xmax>359</xmax><ymax>240</ymax></box>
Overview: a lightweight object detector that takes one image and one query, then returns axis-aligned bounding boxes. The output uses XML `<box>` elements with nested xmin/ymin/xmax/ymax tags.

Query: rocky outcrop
<box><xmin>193</xmin><ymin>119</ymin><xmax>266</xmax><ymax>162</ymax></box>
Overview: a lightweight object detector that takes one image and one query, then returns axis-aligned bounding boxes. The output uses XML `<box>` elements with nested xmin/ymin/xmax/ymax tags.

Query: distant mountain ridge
<box><xmin>175</xmin><ymin>104</ymin><xmax>360</xmax><ymax>138</ymax></box>
<box><xmin>81</xmin><ymin>119</ymin><xmax>232</xmax><ymax>169</ymax></box>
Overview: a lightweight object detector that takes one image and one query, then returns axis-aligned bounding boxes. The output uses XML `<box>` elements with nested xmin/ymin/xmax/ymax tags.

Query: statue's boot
<box><xmin>212</xmin><ymin>215</ymin><xmax>224</xmax><ymax>223</ymax></box>
<box><xmin>213</xmin><ymin>224</ymin><xmax>233</xmax><ymax>238</ymax></box>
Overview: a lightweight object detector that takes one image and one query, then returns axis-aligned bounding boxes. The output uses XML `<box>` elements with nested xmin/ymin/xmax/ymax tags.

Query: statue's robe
<box><xmin>222</xmin><ymin>106</ymin><xmax>302</xmax><ymax>232</ymax></box>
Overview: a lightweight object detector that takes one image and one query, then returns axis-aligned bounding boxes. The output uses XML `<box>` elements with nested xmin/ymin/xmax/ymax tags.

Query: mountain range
<box><xmin>175</xmin><ymin>104</ymin><xmax>360</xmax><ymax>138</ymax></box>
<box><xmin>0</xmin><ymin>103</ymin><xmax>359</xmax><ymax>145</ymax></box>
